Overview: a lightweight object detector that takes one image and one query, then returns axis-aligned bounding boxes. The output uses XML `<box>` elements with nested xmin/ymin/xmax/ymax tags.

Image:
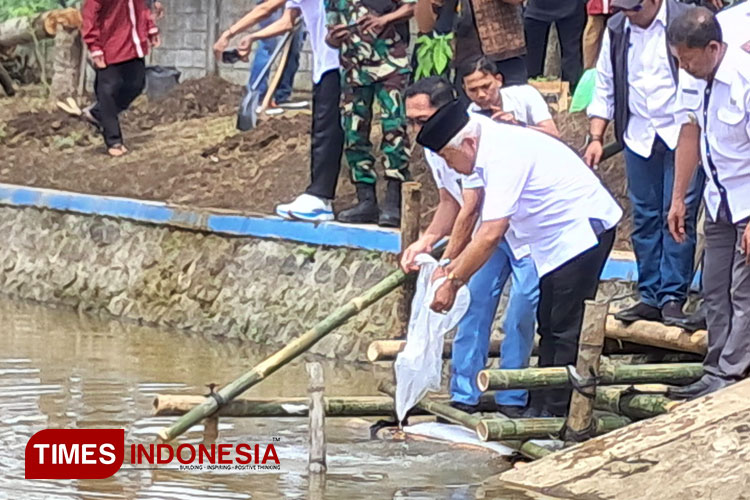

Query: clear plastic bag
<box><xmin>395</xmin><ymin>254</ymin><xmax>470</xmax><ymax>422</ymax></box>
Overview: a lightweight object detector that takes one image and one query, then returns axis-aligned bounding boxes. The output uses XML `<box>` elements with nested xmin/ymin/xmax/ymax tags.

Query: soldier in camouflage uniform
<box><xmin>325</xmin><ymin>0</ymin><xmax>415</xmax><ymax>226</ymax></box>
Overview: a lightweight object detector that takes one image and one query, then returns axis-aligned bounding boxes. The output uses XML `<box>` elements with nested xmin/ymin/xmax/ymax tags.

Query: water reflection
<box><xmin>0</xmin><ymin>300</ymin><xmax>509</xmax><ymax>499</ymax></box>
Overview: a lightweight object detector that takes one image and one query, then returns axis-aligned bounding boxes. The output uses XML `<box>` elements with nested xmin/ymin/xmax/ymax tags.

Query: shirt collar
<box><xmin>714</xmin><ymin>47</ymin><xmax>739</xmax><ymax>87</ymax></box>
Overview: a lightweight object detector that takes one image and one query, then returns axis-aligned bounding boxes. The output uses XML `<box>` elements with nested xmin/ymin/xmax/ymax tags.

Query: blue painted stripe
<box><xmin>0</xmin><ymin>182</ymin><xmax>678</xmax><ymax>284</ymax></box>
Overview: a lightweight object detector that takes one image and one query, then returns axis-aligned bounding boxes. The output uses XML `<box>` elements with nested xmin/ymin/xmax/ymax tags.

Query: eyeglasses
<box><xmin>613</xmin><ymin>1</ymin><xmax>644</xmax><ymax>13</ymax></box>
<box><xmin>407</xmin><ymin>116</ymin><xmax>430</xmax><ymax>127</ymax></box>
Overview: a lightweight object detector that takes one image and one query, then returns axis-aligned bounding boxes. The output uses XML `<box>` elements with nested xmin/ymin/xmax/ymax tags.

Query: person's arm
<box><xmin>214</xmin><ymin>0</ymin><xmax>287</xmax><ymax>58</ymax></box>
<box><xmin>359</xmin><ymin>2</ymin><xmax>416</xmax><ymax>35</ymax></box>
<box><xmin>531</xmin><ymin>119</ymin><xmax>559</xmax><ymax>137</ymax></box>
<box><xmin>668</xmin><ymin>123</ymin><xmax>701</xmax><ymax>244</ymax></box>
<box><xmin>584</xmin><ymin>28</ymin><xmax>615</xmax><ymax>169</ymax></box>
<box><xmin>82</xmin><ymin>0</ymin><xmax>106</xmax><ymax>68</ymax></box>
<box><xmin>415</xmin><ymin>0</ymin><xmax>439</xmax><ymax>33</ymax></box>
<box><xmin>431</xmin><ymin>187</ymin><xmax>482</xmax><ymax>282</ymax></box>
<box><xmin>238</xmin><ymin>7</ymin><xmax>299</xmax><ymax>56</ymax></box>
<box><xmin>400</xmin><ymin>188</ymin><xmax>460</xmax><ymax>272</ymax></box>
<box><xmin>430</xmin><ymin>218</ymin><xmax>509</xmax><ymax>312</ymax></box>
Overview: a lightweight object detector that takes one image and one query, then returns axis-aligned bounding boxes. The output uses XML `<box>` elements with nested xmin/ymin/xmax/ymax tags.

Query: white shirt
<box><xmin>468</xmin><ymin>85</ymin><xmax>553</xmax><ymax>125</ymax></box>
<box><xmin>676</xmin><ymin>47</ymin><xmax>750</xmax><ymax>224</ymax></box>
<box><xmin>717</xmin><ymin>1</ymin><xmax>750</xmax><ymax>48</ymax></box>
<box><xmin>588</xmin><ymin>1</ymin><xmax>685</xmax><ymax>157</ymax></box>
<box><xmin>285</xmin><ymin>0</ymin><xmax>339</xmax><ymax>83</ymax></box>
<box><xmin>471</xmin><ymin>116</ymin><xmax>622</xmax><ymax>277</ymax></box>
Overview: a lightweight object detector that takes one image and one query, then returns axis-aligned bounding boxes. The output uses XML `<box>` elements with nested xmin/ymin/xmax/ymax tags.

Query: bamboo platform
<box><xmin>483</xmin><ymin>379</ymin><xmax>750</xmax><ymax>500</ymax></box>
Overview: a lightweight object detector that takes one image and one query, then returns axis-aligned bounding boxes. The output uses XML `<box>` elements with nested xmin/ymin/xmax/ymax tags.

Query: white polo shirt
<box><xmin>717</xmin><ymin>1</ymin><xmax>750</xmax><ymax>48</ymax></box>
<box><xmin>468</xmin><ymin>84</ymin><xmax>553</xmax><ymax>125</ymax></box>
<box><xmin>285</xmin><ymin>0</ymin><xmax>339</xmax><ymax>83</ymax></box>
<box><xmin>676</xmin><ymin>47</ymin><xmax>750</xmax><ymax>224</ymax></box>
<box><xmin>470</xmin><ymin>116</ymin><xmax>622</xmax><ymax>277</ymax></box>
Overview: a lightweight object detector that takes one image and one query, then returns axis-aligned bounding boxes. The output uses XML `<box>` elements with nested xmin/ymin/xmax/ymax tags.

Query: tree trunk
<box><xmin>0</xmin><ymin>14</ymin><xmax>48</xmax><ymax>49</ymax></box>
<box><xmin>50</xmin><ymin>29</ymin><xmax>82</xmax><ymax>99</ymax></box>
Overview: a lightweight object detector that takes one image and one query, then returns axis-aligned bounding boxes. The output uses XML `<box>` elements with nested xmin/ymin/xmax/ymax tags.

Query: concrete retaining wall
<box><xmin>0</xmin><ymin>205</ymin><xmax>400</xmax><ymax>360</ymax></box>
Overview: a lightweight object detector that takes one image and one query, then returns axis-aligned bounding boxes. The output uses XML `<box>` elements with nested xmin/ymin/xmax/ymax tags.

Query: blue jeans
<box><xmin>624</xmin><ymin>137</ymin><xmax>704</xmax><ymax>307</ymax></box>
<box><xmin>248</xmin><ymin>4</ymin><xmax>303</xmax><ymax>103</ymax></box>
<box><xmin>450</xmin><ymin>240</ymin><xmax>539</xmax><ymax>406</ymax></box>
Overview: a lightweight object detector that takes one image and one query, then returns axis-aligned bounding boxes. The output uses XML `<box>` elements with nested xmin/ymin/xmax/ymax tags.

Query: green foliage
<box><xmin>414</xmin><ymin>33</ymin><xmax>454</xmax><ymax>81</ymax></box>
<box><xmin>0</xmin><ymin>0</ymin><xmax>70</xmax><ymax>22</ymax></box>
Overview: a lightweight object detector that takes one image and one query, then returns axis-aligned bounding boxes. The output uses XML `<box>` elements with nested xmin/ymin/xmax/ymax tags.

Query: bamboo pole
<box><xmin>594</xmin><ymin>387</ymin><xmax>682</xmax><ymax>420</ymax></box>
<box><xmin>367</xmin><ymin>338</ymin><xmax>505</xmax><ymax>362</ymax></box>
<box><xmin>396</xmin><ymin>181</ymin><xmax>422</xmax><ymax>336</ymax></box>
<box><xmin>477</xmin><ymin>363</ymin><xmax>703</xmax><ymax>391</ymax></box>
<box><xmin>307</xmin><ymin>362</ymin><xmax>326</xmax><ymax>474</ymax></box>
<box><xmin>564</xmin><ymin>300</ymin><xmax>609</xmax><ymax>441</ymax></box>
<box><xmin>606</xmin><ymin>315</ymin><xmax>707</xmax><ymax>354</ymax></box>
<box><xmin>157</xmin><ymin>268</ymin><xmax>410</xmax><ymax>442</ymax></box>
<box><xmin>476</xmin><ymin>414</ymin><xmax>630</xmax><ymax>442</ymax></box>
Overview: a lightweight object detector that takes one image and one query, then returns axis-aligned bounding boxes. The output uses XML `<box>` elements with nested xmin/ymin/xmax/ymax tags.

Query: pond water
<box><xmin>0</xmin><ymin>299</ymin><xmax>532</xmax><ymax>500</ymax></box>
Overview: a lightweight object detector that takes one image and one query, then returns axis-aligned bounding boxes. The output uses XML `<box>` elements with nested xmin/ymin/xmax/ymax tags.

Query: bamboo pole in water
<box><xmin>307</xmin><ymin>362</ymin><xmax>326</xmax><ymax>474</ymax></box>
<box><xmin>157</xmin><ymin>268</ymin><xmax>410</xmax><ymax>442</ymax></box>
<box><xmin>477</xmin><ymin>363</ymin><xmax>703</xmax><ymax>392</ymax></box>
<box><xmin>564</xmin><ymin>300</ymin><xmax>609</xmax><ymax>441</ymax></box>
<box><xmin>476</xmin><ymin>414</ymin><xmax>630</xmax><ymax>442</ymax></box>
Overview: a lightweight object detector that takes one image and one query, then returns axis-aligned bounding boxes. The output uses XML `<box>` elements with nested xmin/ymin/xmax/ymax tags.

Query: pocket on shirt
<box><xmin>715</xmin><ymin>102</ymin><xmax>746</xmax><ymax>141</ymax></box>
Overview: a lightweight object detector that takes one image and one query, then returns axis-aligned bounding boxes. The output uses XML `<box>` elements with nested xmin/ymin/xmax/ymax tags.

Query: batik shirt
<box><xmin>325</xmin><ymin>0</ymin><xmax>414</xmax><ymax>86</ymax></box>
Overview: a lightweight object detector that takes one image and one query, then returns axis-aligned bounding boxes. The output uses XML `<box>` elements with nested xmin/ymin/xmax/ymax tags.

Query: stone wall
<box><xmin>149</xmin><ymin>0</ymin><xmax>316</xmax><ymax>91</ymax></box>
<box><xmin>0</xmin><ymin>206</ymin><xmax>401</xmax><ymax>360</ymax></box>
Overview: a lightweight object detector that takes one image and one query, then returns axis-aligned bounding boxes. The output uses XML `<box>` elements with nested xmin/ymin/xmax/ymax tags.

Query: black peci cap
<box><xmin>416</xmin><ymin>98</ymin><xmax>470</xmax><ymax>152</ymax></box>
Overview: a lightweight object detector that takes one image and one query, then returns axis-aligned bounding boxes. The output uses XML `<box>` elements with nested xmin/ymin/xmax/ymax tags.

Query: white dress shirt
<box><xmin>676</xmin><ymin>47</ymin><xmax>750</xmax><ymax>224</ymax></box>
<box><xmin>470</xmin><ymin>116</ymin><xmax>622</xmax><ymax>277</ymax></box>
<box><xmin>717</xmin><ymin>1</ymin><xmax>750</xmax><ymax>48</ymax></box>
<box><xmin>285</xmin><ymin>0</ymin><xmax>339</xmax><ymax>84</ymax></box>
<box><xmin>588</xmin><ymin>1</ymin><xmax>686</xmax><ymax>157</ymax></box>
<box><xmin>468</xmin><ymin>85</ymin><xmax>553</xmax><ymax>125</ymax></box>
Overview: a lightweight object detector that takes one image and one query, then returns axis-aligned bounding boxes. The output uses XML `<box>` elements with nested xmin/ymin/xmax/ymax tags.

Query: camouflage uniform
<box><xmin>325</xmin><ymin>0</ymin><xmax>414</xmax><ymax>185</ymax></box>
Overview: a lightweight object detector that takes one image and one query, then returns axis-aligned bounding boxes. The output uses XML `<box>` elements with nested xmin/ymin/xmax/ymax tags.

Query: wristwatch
<box><xmin>585</xmin><ymin>133</ymin><xmax>603</xmax><ymax>146</ymax></box>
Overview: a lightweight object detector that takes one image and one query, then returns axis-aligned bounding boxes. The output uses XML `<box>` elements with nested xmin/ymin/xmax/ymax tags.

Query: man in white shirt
<box><xmin>402</xmin><ymin>76</ymin><xmax>548</xmax><ymax>417</ymax></box>
<box><xmin>228</xmin><ymin>0</ymin><xmax>344</xmax><ymax>222</ymax></box>
<box><xmin>410</xmin><ymin>92</ymin><xmax>622</xmax><ymax>417</ymax></box>
<box><xmin>667</xmin><ymin>7</ymin><xmax>750</xmax><ymax>399</ymax></box>
<box><xmin>584</xmin><ymin>0</ymin><xmax>705</xmax><ymax>326</ymax></box>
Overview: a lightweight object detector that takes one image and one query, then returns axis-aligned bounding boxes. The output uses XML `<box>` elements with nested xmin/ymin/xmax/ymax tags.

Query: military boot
<box><xmin>338</xmin><ymin>183</ymin><xmax>379</xmax><ymax>224</ymax></box>
<box><xmin>378</xmin><ymin>179</ymin><xmax>402</xmax><ymax>228</ymax></box>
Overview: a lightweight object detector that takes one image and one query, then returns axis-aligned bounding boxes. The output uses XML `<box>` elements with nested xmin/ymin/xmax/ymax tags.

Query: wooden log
<box><xmin>594</xmin><ymin>387</ymin><xmax>682</xmax><ymax>420</ymax></box>
<box><xmin>605</xmin><ymin>315</ymin><xmax>707</xmax><ymax>354</ymax></box>
<box><xmin>477</xmin><ymin>414</ymin><xmax>630</xmax><ymax>442</ymax></box>
<box><xmin>0</xmin><ymin>63</ymin><xmax>14</xmax><ymax>96</ymax></box>
<box><xmin>396</xmin><ymin>181</ymin><xmax>422</xmax><ymax>336</ymax></box>
<box><xmin>477</xmin><ymin>363</ymin><xmax>703</xmax><ymax>391</ymax></box>
<box><xmin>564</xmin><ymin>300</ymin><xmax>609</xmax><ymax>441</ymax></box>
<box><xmin>0</xmin><ymin>9</ymin><xmax>81</xmax><ymax>49</ymax></box>
<box><xmin>307</xmin><ymin>362</ymin><xmax>326</xmax><ymax>474</ymax></box>
<box><xmin>50</xmin><ymin>29</ymin><xmax>82</xmax><ymax>99</ymax></box>
<box><xmin>157</xmin><ymin>267</ymin><xmax>411</xmax><ymax>442</ymax></box>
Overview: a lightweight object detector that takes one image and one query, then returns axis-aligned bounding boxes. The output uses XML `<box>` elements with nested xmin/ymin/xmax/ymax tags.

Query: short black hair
<box><xmin>459</xmin><ymin>56</ymin><xmax>498</xmax><ymax>79</ymax></box>
<box><xmin>404</xmin><ymin>76</ymin><xmax>456</xmax><ymax>108</ymax></box>
<box><xmin>667</xmin><ymin>6</ymin><xmax>723</xmax><ymax>48</ymax></box>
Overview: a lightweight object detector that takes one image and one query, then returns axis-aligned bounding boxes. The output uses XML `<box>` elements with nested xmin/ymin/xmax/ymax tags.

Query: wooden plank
<box><xmin>497</xmin><ymin>378</ymin><xmax>750</xmax><ymax>490</ymax></box>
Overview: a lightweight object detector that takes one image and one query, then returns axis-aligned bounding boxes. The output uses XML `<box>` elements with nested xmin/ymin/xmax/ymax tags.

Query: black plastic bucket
<box><xmin>145</xmin><ymin>65</ymin><xmax>181</xmax><ymax>100</ymax></box>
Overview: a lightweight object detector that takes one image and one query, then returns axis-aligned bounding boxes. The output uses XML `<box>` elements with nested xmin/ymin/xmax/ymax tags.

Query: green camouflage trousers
<box><xmin>341</xmin><ymin>72</ymin><xmax>411</xmax><ymax>185</ymax></box>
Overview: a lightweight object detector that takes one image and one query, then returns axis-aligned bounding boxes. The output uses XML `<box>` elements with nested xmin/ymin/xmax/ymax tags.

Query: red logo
<box><xmin>25</xmin><ymin>429</ymin><xmax>125</xmax><ymax>479</ymax></box>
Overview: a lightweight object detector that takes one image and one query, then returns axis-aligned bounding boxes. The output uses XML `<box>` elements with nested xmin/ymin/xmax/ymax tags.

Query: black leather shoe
<box><xmin>672</xmin><ymin>305</ymin><xmax>707</xmax><ymax>332</ymax></box>
<box><xmin>661</xmin><ymin>300</ymin><xmax>688</xmax><ymax>326</ymax></box>
<box><xmin>338</xmin><ymin>183</ymin><xmax>379</xmax><ymax>224</ymax></box>
<box><xmin>687</xmin><ymin>376</ymin><xmax>732</xmax><ymax>400</ymax></box>
<box><xmin>667</xmin><ymin>376</ymin><xmax>710</xmax><ymax>399</ymax></box>
<box><xmin>378</xmin><ymin>179</ymin><xmax>402</xmax><ymax>228</ymax></box>
<box><xmin>614</xmin><ymin>302</ymin><xmax>662</xmax><ymax>323</ymax></box>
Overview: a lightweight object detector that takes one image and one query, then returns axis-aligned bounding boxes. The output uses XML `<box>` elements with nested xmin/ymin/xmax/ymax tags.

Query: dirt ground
<box><xmin>0</xmin><ymin>77</ymin><xmax>631</xmax><ymax>250</ymax></box>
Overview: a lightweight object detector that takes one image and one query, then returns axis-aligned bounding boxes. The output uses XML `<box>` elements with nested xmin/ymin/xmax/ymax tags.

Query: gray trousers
<box><xmin>703</xmin><ymin>204</ymin><xmax>750</xmax><ymax>381</ymax></box>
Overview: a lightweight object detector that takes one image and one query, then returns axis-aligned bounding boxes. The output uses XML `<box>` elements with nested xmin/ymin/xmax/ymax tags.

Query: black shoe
<box><xmin>667</xmin><ymin>376</ymin><xmax>711</xmax><ymax>399</ymax></box>
<box><xmin>495</xmin><ymin>404</ymin><xmax>527</xmax><ymax>418</ymax></box>
<box><xmin>614</xmin><ymin>302</ymin><xmax>662</xmax><ymax>323</ymax></box>
<box><xmin>378</xmin><ymin>179</ymin><xmax>402</xmax><ymax>228</ymax></box>
<box><xmin>672</xmin><ymin>305</ymin><xmax>707</xmax><ymax>332</ymax></box>
<box><xmin>337</xmin><ymin>183</ymin><xmax>379</xmax><ymax>224</ymax></box>
<box><xmin>688</xmin><ymin>376</ymin><xmax>732</xmax><ymax>400</ymax></box>
<box><xmin>661</xmin><ymin>300</ymin><xmax>688</xmax><ymax>326</ymax></box>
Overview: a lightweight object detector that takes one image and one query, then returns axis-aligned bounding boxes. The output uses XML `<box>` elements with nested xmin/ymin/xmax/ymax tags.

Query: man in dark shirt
<box><xmin>524</xmin><ymin>0</ymin><xmax>587</xmax><ymax>90</ymax></box>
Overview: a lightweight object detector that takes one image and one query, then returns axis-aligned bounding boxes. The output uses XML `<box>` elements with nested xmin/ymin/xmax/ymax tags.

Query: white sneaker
<box><xmin>277</xmin><ymin>99</ymin><xmax>310</xmax><ymax>109</ymax></box>
<box><xmin>275</xmin><ymin>194</ymin><xmax>334</xmax><ymax>222</ymax></box>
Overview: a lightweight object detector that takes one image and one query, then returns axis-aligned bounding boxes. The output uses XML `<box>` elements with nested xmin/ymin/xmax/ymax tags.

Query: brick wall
<box><xmin>149</xmin><ymin>0</ymin><xmax>314</xmax><ymax>92</ymax></box>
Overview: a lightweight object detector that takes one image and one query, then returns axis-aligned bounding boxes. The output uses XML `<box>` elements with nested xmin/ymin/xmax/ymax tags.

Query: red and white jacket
<box><xmin>587</xmin><ymin>0</ymin><xmax>612</xmax><ymax>15</ymax></box>
<box><xmin>82</xmin><ymin>0</ymin><xmax>158</xmax><ymax>65</ymax></box>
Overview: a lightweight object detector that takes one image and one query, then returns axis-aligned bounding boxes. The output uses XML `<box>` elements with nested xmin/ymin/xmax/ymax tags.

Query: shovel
<box><xmin>237</xmin><ymin>28</ymin><xmax>295</xmax><ymax>131</ymax></box>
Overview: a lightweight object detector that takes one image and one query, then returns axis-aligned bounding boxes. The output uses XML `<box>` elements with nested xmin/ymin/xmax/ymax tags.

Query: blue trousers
<box><xmin>450</xmin><ymin>241</ymin><xmax>539</xmax><ymax>406</ymax></box>
<box><xmin>624</xmin><ymin>137</ymin><xmax>704</xmax><ymax>307</ymax></box>
<box><xmin>248</xmin><ymin>5</ymin><xmax>303</xmax><ymax>103</ymax></box>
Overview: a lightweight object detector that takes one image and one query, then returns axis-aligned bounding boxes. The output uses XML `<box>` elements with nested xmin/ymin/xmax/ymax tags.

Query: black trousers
<box><xmin>524</xmin><ymin>7</ymin><xmax>586</xmax><ymax>90</ymax></box>
<box><xmin>91</xmin><ymin>58</ymin><xmax>146</xmax><ymax>148</ymax></box>
<box><xmin>305</xmin><ymin>69</ymin><xmax>344</xmax><ymax>200</ymax></box>
<box><xmin>532</xmin><ymin>226</ymin><xmax>616</xmax><ymax>415</ymax></box>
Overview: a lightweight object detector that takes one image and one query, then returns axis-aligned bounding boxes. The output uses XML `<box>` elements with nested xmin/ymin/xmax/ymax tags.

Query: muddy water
<box><xmin>0</xmin><ymin>299</ymin><xmax>517</xmax><ymax>500</ymax></box>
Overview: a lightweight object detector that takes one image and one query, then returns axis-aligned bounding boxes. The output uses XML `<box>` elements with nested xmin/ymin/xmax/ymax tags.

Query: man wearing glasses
<box><xmin>584</xmin><ymin>0</ymin><xmax>705</xmax><ymax>327</ymax></box>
